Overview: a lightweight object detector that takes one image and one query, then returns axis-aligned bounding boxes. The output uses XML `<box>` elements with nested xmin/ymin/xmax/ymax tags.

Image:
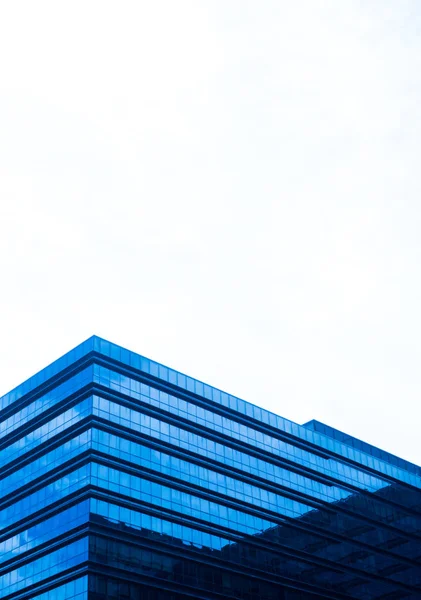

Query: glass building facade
<box><xmin>1</xmin><ymin>335</ymin><xmax>420</xmax><ymax>599</ymax></box>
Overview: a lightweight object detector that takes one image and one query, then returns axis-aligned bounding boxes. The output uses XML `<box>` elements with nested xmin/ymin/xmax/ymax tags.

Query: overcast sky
<box><xmin>1</xmin><ymin>1</ymin><xmax>421</xmax><ymax>465</ymax></box>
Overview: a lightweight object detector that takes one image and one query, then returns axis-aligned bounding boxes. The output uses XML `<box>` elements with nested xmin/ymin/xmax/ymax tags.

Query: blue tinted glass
<box><xmin>90</xmin><ymin>498</ymin><xmax>230</xmax><ymax>551</ymax></box>
<box><xmin>0</xmin><ymin>366</ymin><xmax>93</xmax><ymax>440</ymax></box>
<box><xmin>1</xmin><ymin>430</ymin><xmax>91</xmax><ymax>498</ymax></box>
<box><xmin>92</xmin><ymin>368</ymin><xmax>421</xmax><ymax>492</ymax></box>
<box><xmin>2</xmin><ymin>336</ymin><xmax>421</xmax><ymax>600</ymax></box>
<box><xmin>0</xmin><ymin>466</ymin><xmax>90</xmax><ymax>531</ymax></box>
<box><xmin>0</xmin><ymin>538</ymin><xmax>88</xmax><ymax>596</ymax></box>
<box><xmin>31</xmin><ymin>576</ymin><xmax>88</xmax><ymax>600</ymax></box>
<box><xmin>0</xmin><ymin>501</ymin><xmax>89</xmax><ymax>564</ymax></box>
<box><xmin>93</xmin><ymin>338</ymin><xmax>421</xmax><ymax>485</ymax></box>
<box><xmin>0</xmin><ymin>398</ymin><xmax>92</xmax><ymax>467</ymax></box>
<box><xmin>0</xmin><ymin>336</ymin><xmax>94</xmax><ymax>412</ymax></box>
<box><xmin>90</xmin><ymin>461</ymin><xmax>275</xmax><ymax>535</ymax></box>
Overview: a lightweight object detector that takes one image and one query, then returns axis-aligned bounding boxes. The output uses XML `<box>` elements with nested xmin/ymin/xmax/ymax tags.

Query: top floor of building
<box><xmin>1</xmin><ymin>335</ymin><xmax>420</xmax><ymax>490</ymax></box>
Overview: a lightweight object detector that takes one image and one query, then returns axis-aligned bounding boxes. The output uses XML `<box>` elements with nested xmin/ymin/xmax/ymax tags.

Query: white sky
<box><xmin>1</xmin><ymin>1</ymin><xmax>421</xmax><ymax>465</ymax></box>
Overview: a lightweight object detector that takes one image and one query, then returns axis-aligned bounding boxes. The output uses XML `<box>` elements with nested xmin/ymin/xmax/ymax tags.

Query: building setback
<box><xmin>0</xmin><ymin>336</ymin><xmax>420</xmax><ymax>599</ymax></box>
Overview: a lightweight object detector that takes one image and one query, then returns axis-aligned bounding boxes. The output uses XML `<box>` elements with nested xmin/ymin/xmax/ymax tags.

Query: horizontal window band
<box><xmin>4</xmin><ymin>439</ymin><xmax>421</xmax><ymax>580</ymax></box>
<box><xmin>2</xmin><ymin>564</ymin><xmax>88</xmax><ymax>600</ymax></box>
<box><xmin>91</xmin><ymin>355</ymin><xmax>421</xmax><ymax>487</ymax></box>
<box><xmin>91</xmin><ymin>386</ymin><xmax>338</xmax><ymax>489</ymax></box>
<box><xmin>0</xmin><ymin>386</ymin><xmax>93</xmax><ymax>451</ymax></box>
<box><xmin>0</xmin><ymin>451</ymin><xmax>92</xmax><ymax>509</ymax></box>
<box><xmin>0</xmin><ymin>417</ymin><xmax>92</xmax><ymax>477</ymax></box>
<box><xmin>91</xmin><ymin>381</ymin><xmax>421</xmax><ymax>517</ymax></box>
<box><xmin>3</xmin><ymin>446</ymin><xmax>421</xmax><ymax>560</ymax></box>
<box><xmin>2</xmin><ymin>351</ymin><xmax>419</xmax><ymax>492</ymax></box>
<box><xmin>1</xmin><ymin>420</ymin><xmax>361</xmax><ymax>526</ymax></box>
<box><xmin>88</xmin><ymin>487</ymin><xmax>421</xmax><ymax>569</ymax></box>
<box><xmin>3</xmin><ymin>477</ymin><xmax>417</xmax><ymax>584</ymax></box>
<box><xmin>90</xmin><ymin>449</ymin><xmax>421</xmax><ymax>547</ymax></box>
<box><xmin>0</xmin><ymin>525</ymin><xmax>89</xmax><ymax>575</ymax></box>
<box><xmin>4</xmin><ymin>396</ymin><xmax>421</xmax><ymax>544</ymax></box>
<box><xmin>88</xmin><ymin>476</ymin><xmax>419</xmax><ymax>566</ymax></box>
<box><xmin>3</xmin><ymin>357</ymin><xmax>418</xmax><ymax>502</ymax></box>
<box><xmin>88</xmin><ymin>516</ymin><xmax>417</xmax><ymax>592</ymax></box>
<box><xmin>88</xmin><ymin>558</ymin><xmax>357</xmax><ymax>600</ymax></box>
<box><xmin>92</xmin><ymin>355</ymin><xmax>332</xmax><ymax>461</ymax></box>
<box><xmin>89</xmin><ymin>415</ymin><xmax>421</xmax><ymax>522</ymax></box>
<box><xmin>7</xmin><ymin>404</ymin><xmax>415</xmax><ymax>543</ymax></box>
<box><xmin>0</xmin><ymin>488</ymin><xmax>92</xmax><ymax>542</ymax></box>
<box><xmin>0</xmin><ymin>354</ymin><xmax>95</xmax><ymax>422</ymax></box>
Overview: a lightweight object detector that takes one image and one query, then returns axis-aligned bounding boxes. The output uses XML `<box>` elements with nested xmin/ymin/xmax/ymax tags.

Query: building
<box><xmin>1</xmin><ymin>335</ymin><xmax>420</xmax><ymax>599</ymax></box>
